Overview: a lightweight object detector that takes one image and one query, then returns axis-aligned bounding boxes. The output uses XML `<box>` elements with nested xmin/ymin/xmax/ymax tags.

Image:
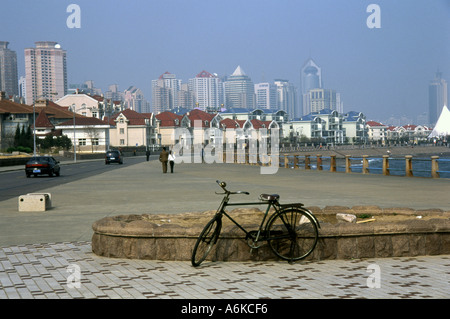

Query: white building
<box><xmin>366</xmin><ymin>121</ymin><xmax>388</xmax><ymax>144</ymax></box>
<box><xmin>274</xmin><ymin>79</ymin><xmax>298</xmax><ymax>120</ymax></box>
<box><xmin>283</xmin><ymin>109</ymin><xmax>345</xmax><ymax>145</ymax></box>
<box><xmin>188</xmin><ymin>70</ymin><xmax>222</xmax><ymax>111</ymax></box>
<box><xmin>308</xmin><ymin>88</ymin><xmax>343</xmax><ymax>114</ymax></box>
<box><xmin>56</xmin><ymin>93</ymin><xmax>101</xmax><ymax>118</ymax></box>
<box><xmin>151</xmin><ymin>71</ymin><xmax>181</xmax><ymax>114</ymax></box>
<box><xmin>224</xmin><ymin>66</ymin><xmax>255</xmax><ymax>109</ymax></box>
<box><xmin>55</xmin><ymin>117</ymin><xmax>111</xmax><ymax>153</ymax></box>
<box><xmin>342</xmin><ymin>111</ymin><xmax>368</xmax><ymax>144</ymax></box>
<box><xmin>254</xmin><ymin>82</ymin><xmax>277</xmax><ymax>110</ymax></box>
<box><xmin>56</xmin><ymin>93</ymin><xmax>122</xmax><ymax>119</ymax></box>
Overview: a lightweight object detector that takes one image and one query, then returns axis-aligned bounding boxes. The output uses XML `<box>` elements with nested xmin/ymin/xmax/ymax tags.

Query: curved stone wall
<box><xmin>91</xmin><ymin>207</ymin><xmax>450</xmax><ymax>262</ymax></box>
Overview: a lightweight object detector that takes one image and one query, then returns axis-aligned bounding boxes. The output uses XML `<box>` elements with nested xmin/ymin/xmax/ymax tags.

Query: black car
<box><xmin>25</xmin><ymin>156</ymin><xmax>61</xmax><ymax>177</ymax></box>
<box><xmin>105</xmin><ymin>150</ymin><xmax>123</xmax><ymax>164</ymax></box>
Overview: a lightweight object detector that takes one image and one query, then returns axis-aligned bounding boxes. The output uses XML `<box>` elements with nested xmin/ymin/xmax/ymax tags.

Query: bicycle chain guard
<box><xmin>245</xmin><ymin>230</ymin><xmax>264</xmax><ymax>249</ymax></box>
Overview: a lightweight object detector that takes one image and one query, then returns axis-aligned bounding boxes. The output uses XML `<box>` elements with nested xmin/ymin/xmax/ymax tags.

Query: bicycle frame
<box><xmin>214</xmin><ymin>191</ymin><xmax>281</xmax><ymax>244</ymax></box>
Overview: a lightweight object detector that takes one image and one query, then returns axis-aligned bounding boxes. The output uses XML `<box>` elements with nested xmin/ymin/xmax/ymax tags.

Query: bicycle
<box><xmin>191</xmin><ymin>180</ymin><xmax>320</xmax><ymax>267</ymax></box>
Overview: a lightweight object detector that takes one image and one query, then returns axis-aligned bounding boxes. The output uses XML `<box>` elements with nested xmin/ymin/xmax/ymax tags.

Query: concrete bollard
<box><xmin>18</xmin><ymin>193</ymin><xmax>52</xmax><ymax>212</ymax></box>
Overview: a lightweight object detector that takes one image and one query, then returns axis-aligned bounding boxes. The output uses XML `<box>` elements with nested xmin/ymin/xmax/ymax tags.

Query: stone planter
<box><xmin>91</xmin><ymin>207</ymin><xmax>450</xmax><ymax>262</ymax></box>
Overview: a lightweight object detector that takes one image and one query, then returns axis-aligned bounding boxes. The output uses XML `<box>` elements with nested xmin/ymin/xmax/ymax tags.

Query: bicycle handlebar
<box><xmin>216</xmin><ymin>180</ymin><xmax>249</xmax><ymax>195</ymax></box>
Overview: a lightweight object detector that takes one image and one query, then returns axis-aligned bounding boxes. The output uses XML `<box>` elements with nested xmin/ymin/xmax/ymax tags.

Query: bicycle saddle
<box><xmin>260</xmin><ymin>194</ymin><xmax>280</xmax><ymax>201</ymax></box>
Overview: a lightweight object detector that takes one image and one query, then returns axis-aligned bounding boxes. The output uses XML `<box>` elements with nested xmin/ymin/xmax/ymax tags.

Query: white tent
<box><xmin>429</xmin><ymin>105</ymin><xmax>450</xmax><ymax>138</ymax></box>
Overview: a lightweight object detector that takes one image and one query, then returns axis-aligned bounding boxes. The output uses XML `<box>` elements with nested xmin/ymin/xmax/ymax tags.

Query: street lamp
<box><xmin>33</xmin><ymin>104</ymin><xmax>36</xmax><ymax>156</ymax></box>
<box><xmin>72</xmin><ymin>104</ymin><xmax>76</xmax><ymax>162</ymax></box>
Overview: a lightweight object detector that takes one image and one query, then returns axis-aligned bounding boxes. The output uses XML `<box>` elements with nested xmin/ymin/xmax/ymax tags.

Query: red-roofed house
<box><xmin>106</xmin><ymin>109</ymin><xmax>158</xmax><ymax>150</ymax></box>
<box><xmin>366</xmin><ymin>120</ymin><xmax>388</xmax><ymax>144</ymax></box>
<box><xmin>391</xmin><ymin>124</ymin><xmax>431</xmax><ymax>143</ymax></box>
<box><xmin>32</xmin><ymin>109</ymin><xmax>55</xmax><ymax>138</ymax></box>
<box><xmin>155</xmin><ymin>111</ymin><xmax>183</xmax><ymax>146</ymax></box>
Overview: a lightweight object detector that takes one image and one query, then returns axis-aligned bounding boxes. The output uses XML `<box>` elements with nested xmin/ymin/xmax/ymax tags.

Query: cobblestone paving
<box><xmin>0</xmin><ymin>242</ymin><xmax>448</xmax><ymax>299</ymax></box>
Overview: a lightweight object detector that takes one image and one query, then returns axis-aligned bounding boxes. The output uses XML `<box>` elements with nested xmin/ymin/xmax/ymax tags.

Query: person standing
<box><xmin>168</xmin><ymin>151</ymin><xmax>175</xmax><ymax>173</ymax></box>
<box><xmin>146</xmin><ymin>149</ymin><xmax>151</xmax><ymax>161</ymax></box>
<box><xmin>159</xmin><ymin>147</ymin><xmax>169</xmax><ymax>173</ymax></box>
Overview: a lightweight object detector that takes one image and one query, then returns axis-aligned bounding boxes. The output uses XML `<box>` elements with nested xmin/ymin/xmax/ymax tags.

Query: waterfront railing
<box><xmin>227</xmin><ymin>153</ymin><xmax>449</xmax><ymax>178</ymax></box>
<box><xmin>278</xmin><ymin>154</ymin><xmax>450</xmax><ymax>178</ymax></box>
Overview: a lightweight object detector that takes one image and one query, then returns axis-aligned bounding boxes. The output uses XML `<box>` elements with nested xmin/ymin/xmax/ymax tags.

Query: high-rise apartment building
<box><xmin>0</xmin><ymin>41</ymin><xmax>19</xmax><ymax>97</ymax></box>
<box><xmin>274</xmin><ymin>79</ymin><xmax>298</xmax><ymax>120</ymax></box>
<box><xmin>188</xmin><ymin>70</ymin><xmax>222</xmax><ymax>111</ymax></box>
<box><xmin>24</xmin><ymin>41</ymin><xmax>67</xmax><ymax>105</ymax></box>
<box><xmin>124</xmin><ymin>86</ymin><xmax>150</xmax><ymax>113</ymax></box>
<box><xmin>308</xmin><ymin>88</ymin><xmax>343</xmax><ymax>114</ymax></box>
<box><xmin>104</xmin><ymin>84</ymin><xmax>124</xmax><ymax>102</ymax></box>
<box><xmin>254</xmin><ymin>82</ymin><xmax>277</xmax><ymax>110</ymax></box>
<box><xmin>178</xmin><ymin>83</ymin><xmax>195</xmax><ymax>110</ymax></box>
<box><xmin>151</xmin><ymin>71</ymin><xmax>181</xmax><ymax>114</ymax></box>
<box><xmin>429</xmin><ymin>71</ymin><xmax>448</xmax><ymax>126</ymax></box>
<box><xmin>224</xmin><ymin>66</ymin><xmax>254</xmax><ymax>109</ymax></box>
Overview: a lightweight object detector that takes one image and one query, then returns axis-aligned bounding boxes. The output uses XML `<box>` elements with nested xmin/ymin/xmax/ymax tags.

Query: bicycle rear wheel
<box><xmin>266</xmin><ymin>208</ymin><xmax>318</xmax><ymax>262</ymax></box>
<box><xmin>191</xmin><ymin>215</ymin><xmax>222</xmax><ymax>267</ymax></box>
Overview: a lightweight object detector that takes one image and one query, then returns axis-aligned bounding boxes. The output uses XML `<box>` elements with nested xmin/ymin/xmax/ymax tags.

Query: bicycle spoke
<box><xmin>266</xmin><ymin>208</ymin><xmax>318</xmax><ymax>261</ymax></box>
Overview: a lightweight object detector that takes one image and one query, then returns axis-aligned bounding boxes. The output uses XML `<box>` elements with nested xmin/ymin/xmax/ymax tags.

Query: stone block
<box><xmin>409</xmin><ymin>234</ymin><xmax>427</xmax><ymax>256</ymax></box>
<box><xmin>374</xmin><ymin>236</ymin><xmax>393</xmax><ymax>258</ymax></box>
<box><xmin>356</xmin><ymin>236</ymin><xmax>375</xmax><ymax>258</ymax></box>
<box><xmin>392</xmin><ymin>234</ymin><xmax>410</xmax><ymax>257</ymax></box>
<box><xmin>337</xmin><ymin>237</ymin><xmax>357</xmax><ymax>259</ymax></box>
<box><xmin>18</xmin><ymin>193</ymin><xmax>51</xmax><ymax>212</ymax></box>
<box><xmin>336</xmin><ymin>213</ymin><xmax>357</xmax><ymax>223</ymax></box>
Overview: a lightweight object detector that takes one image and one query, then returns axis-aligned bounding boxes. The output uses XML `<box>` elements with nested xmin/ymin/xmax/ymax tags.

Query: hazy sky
<box><xmin>2</xmin><ymin>0</ymin><xmax>449</xmax><ymax>122</ymax></box>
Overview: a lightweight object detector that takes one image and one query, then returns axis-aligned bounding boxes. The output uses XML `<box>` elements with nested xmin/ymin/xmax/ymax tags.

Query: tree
<box><xmin>39</xmin><ymin>135</ymin><xmax>54</xmax><ymax>150</ymax></box>
<box><xmin>12</xmin><ymin>124</ymin><xmax>33</xmax><ymax>150</ymax></box>
<box><xmin>55</xmin><ymin>135</ymin><xmax>72</xmax><ymax>150</ymax></box>
<box><xmin>25</xmin><ymin>126</ymin><xmax>33</xmax><ymax>149</ymax></box>
<box><xmin>13</xmin><ymin>124</ymin><xmax>20</xmax><ymax>147</ymax></box>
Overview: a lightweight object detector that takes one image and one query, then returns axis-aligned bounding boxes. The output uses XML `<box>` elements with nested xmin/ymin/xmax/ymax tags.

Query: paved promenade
<box><xmin>0</xmin><ymin>158</ymin><xmax>449</xmax><ymax>300</ymax></box>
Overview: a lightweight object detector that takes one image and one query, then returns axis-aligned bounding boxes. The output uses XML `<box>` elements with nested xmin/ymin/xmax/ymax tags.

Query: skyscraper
<box><xmin>274</xmin><ymin>79</ymin><xmax>298</xmax><ymax>119</ymax></box>
<box><xmin>300</xmin><ymin>58</ymin><xmax>322</xmax><ymax>116</ymax></box>
<box><xmin>224</xmin><ymin>66</ymin><xmax>255</xmax><ymax>109</ymax></box>
<box><xmin>188</xmin><ymin>70</ymin><xmax>222</xmax><ymax>111</ymax></box>
<box><xmin>24</xmin><ymin>41</ymin><xmax>67</xmax><ymax>105</ymax></box>
<box><xmin>151</xmin><ymin>71</ymin><xmax>181</xmax><ymax>113</ymax></box>
<box><xmin>254</xmin><ymin>82</ymin><xmax>277</xmax><ymax>110</ymax></box>
<box><xmin>0</xmin><ymin>41</ymin><xmax>19</xmax><ymax>97</ymax></box>
<box><xmin>429</xmin><ymin>71</ymin><xmax>448</xmax><ymax>126</ymax></box>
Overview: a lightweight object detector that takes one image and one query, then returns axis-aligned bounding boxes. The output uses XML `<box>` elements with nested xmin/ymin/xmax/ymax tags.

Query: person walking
<box><xmin>146</xmin><ymin>149</ymin><xmax>150</xmax><ymax>161</ymax></box>
<box><xmin>168</xmin><ymin>151</ymin><xmax>176</xmax><ymax>173</ymax></box>
<box><xmin>159</xmin><ymin>147</ymin><xmax>169</xmax><ymax>173</ymax></box>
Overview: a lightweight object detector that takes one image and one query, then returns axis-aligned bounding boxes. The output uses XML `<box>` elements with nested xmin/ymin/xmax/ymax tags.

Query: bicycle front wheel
<box><xmin>266</xmin><ymin>208</ymin><xmax>318</xmax><ymax>262</ymax></box>
<box><xmin>191</xmin><ymin>215</ymin><xmax>222</xmax><ymax>267</ymax></box>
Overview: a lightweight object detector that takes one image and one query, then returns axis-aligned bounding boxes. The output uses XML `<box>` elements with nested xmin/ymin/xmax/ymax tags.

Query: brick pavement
<box><xmin>0</xmin><ymin>241</ymin><xmax>448</xmax><ymax>299</ymax></box>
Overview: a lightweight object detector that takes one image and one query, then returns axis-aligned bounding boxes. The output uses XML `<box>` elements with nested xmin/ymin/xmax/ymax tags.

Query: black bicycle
<box><xmin>191</xmin><ymin>180</ymin><xmax>320</xmax><ymax>267</ymax></box>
